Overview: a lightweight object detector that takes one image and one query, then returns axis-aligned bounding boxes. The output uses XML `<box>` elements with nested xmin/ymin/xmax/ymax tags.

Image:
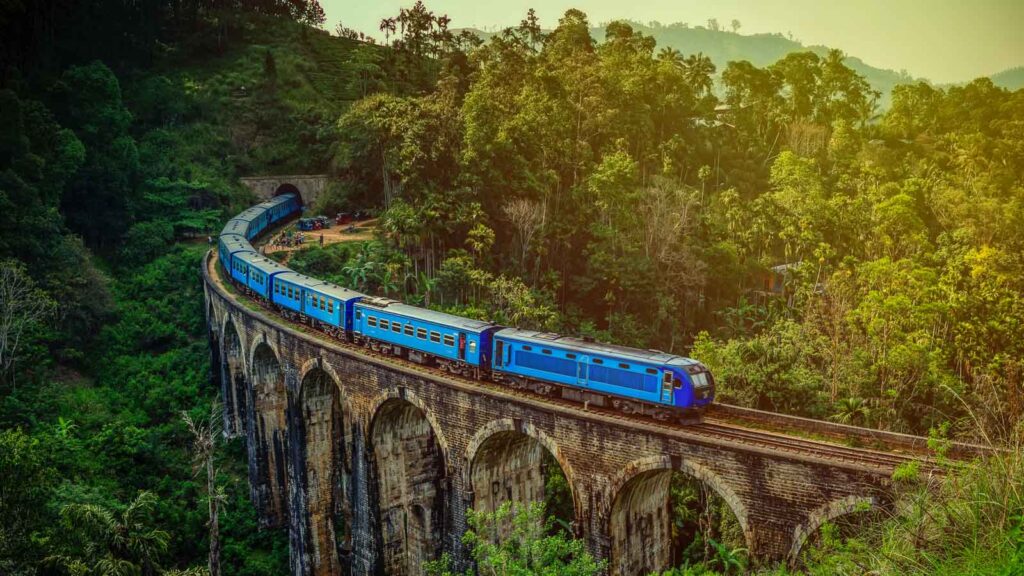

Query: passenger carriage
<box><xmin>300</xmin><ymin>281</ymin><xmax>364</xmax><ymax>338</ymax></box>
<box><xmin>238</xmin><ymin>253</ymin><xmax>291</xmax><ymax>299</ymax></box>
<box><xmin>219</xmin><ymin>235</ymin><xmax>256</xmax><ymax>285</ymax></box>
<box><xmin>270</xmin><ymin>272</ymin><xmax>319</xmax><ymax>319</ymax></box>
<box><xmin>352</xmin><ymin>297</ymin><xmax>501</xmax><ymax>377</ymax></box>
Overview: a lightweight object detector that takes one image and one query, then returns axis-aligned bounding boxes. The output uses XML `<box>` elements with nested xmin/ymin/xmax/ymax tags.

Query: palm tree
<box><xmin>830</xmin><ymin>396</ymin><xmax>872</xmax><ymax>426</ymax></box>
<box><xmin>342</xmin><ymin>243</ymin><xmax>379</xmax><ymax>291</ymax></box>
<box><xmin>657</xmin><ymin>46</ymin><xmax>683</xmax><ymax>67</ymax></box>
<box><xmin>683</xmin><ymin>52</ymin><xmax>716</xmax><ymax>96</ymax></box>
<box><xmin>48</xmin><ymin>491</ymin><xmax>170</xmax><ymax>576</ymax></box>
<box><xmin>379</xmin><ymin>17</ymin><xmax>396</xmax><ymax>44</ymax></box>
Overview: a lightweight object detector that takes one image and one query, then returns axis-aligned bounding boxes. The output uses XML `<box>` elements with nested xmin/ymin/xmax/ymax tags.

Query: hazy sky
<box><xmin>322</xmin><ymin>0</ymin><xmax>1023</xmax><ymax>84</ymax></box>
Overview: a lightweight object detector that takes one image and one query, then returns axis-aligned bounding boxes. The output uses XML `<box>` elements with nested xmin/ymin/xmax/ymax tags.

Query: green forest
<box><xmin>1</xmin><ymin>1</ymin><xmax>1022</xmax><ymax>575</ymax></box>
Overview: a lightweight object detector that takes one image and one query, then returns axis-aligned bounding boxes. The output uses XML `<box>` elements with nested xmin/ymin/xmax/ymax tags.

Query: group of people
<box><xmin>270</xmin><ymin>230</ymin><xmax>307</xmax><ymax>248</ymax></box>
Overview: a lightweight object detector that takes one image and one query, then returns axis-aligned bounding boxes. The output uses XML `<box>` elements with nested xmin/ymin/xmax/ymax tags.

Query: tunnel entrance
<box><xmin>275</xmin><ymin>183</ymin><xmax>303</xmax><ymax>206</ymax></box>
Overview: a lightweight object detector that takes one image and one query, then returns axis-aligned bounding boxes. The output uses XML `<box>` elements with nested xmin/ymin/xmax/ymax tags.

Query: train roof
<box><xmin>236</xmin><ymin>252</ymin><xmax>291</xmax><ymax>275</ymax></box>
<box><xmin>356</xmin><ymin>298</ymin><xmax>498</xmax><ymax>332</ymax></box>
<box><xmin>303</xmin><ymin>281</ymin><xmax>365</xmax><ymax>302</ymax></box>
<box><xmin>222</xmin><ymin>218</ymin><xmax>250</xmax><ymax>236</ymax></box>
<box><xmin>260</xmin><ymin>194</ymin><xmax>297</xmax><ymax>207</ymax></box>
<box><xmin>494</xmin><ymin>328</ymin><xmax>701</xmax><ymax>367</ymax></box>
<box><xmin>235</xmin><ymin>206</ymin><xmax>265</xmax><ymax>221</ymax></box>
<box><xmin>219</xmin><ymin>234</ymin><xmax>254</xmax><ymax>253</ymax></box>
<box><xmin>274</xmin><ymin>271</ymin><xmax>327</xmax><ymax>291</ymax></box>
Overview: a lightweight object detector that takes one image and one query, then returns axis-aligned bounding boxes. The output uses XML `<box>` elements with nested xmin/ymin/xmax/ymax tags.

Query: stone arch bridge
<box><xmin>204</xmin><ymin>253</ymin><xmax>901</xmax><ymax>576</ymax></box>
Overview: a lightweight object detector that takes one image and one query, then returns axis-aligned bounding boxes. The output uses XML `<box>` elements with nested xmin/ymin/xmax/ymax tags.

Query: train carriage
<box><xmin>302</xmin><ymin>282</ymin><xmax>363</xmax><ymax>334</ymax></box>
<box><xmin>219</xmin><ymin>235</ymin><xmax>255</xmax><ymax>285</ymax></box>
<box><xmin>238</xmin><ymin>253</ymin><xmax>291</xmax><ymax>299</ymax></box>
<box><xmin>271</xmin><ymin>272</ymin><xmax>318</xmax><ymax>315</ymax></box>
<box><xmin>492</xmin><ymin>329</ymin><xmax>714</xmax><ymax>417</ymax></box>
<box><xmin>353</xmin><ymin>298</ymin><xmax>501</xmax><ymax>375</ymax></box>
<box><xmin>264</xmin><ymin>194</ymin><xmax>301</xmax><ymax>223</ymax></box>
<box><xmin>222</xmin><ymin>218</ymin><xmax>250</xmax><ymax>238</ymax></box>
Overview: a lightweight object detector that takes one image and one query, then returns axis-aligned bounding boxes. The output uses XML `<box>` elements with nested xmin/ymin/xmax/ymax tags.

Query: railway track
<box><xmin>207</xmin><ymin>251</ymin><xmax>952</xmax><ymax>474</ymax></box>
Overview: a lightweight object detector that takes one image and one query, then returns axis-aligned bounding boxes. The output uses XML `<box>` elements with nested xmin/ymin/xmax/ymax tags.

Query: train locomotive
<box><xmin>217</xmin><ymin>193</ymin><xmax>715</xmax><ymax>422</ymax></box>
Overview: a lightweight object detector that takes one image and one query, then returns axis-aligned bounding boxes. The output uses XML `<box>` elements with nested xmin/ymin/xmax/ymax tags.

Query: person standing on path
<box><xmin>319</xmin><ymin>233</ymin><xmax>324</xmax><ymax>247</ymax></box>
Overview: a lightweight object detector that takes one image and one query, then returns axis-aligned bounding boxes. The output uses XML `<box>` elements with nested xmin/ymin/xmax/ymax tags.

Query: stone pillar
<box><xmin>349</xmin><ymin>421</ymin><xmax>375</xmax><ymax>575</ymax></box>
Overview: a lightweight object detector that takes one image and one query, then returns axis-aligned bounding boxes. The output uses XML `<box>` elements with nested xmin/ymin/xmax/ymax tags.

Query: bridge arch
<box><xmin>464</xmin><ymin>419</ymin><xmax>578</xmax><ymax>537</ymax></box>
<box><xmin>789</xmin><ymin>495</ymin><xmax>877</xmax><ymax>564</ymax></box>
<box><xmin>295</xmin><ymin>365</ymin><xmax>349</xmax><ymax>575</ymax></box>
<box><xmin>607</xmin><ymin>456</ymin><xmax>752</xmax><ymax>576</ymax></box>
<box><xmin>367</xmin><ymin>388</ymin><xmax>451</xmax><ymax>463</ymax></box>
<box><xmin>221</xmin><ymin>316</ymin><xmax>248</xmax><ymax>438</ymax></box>
<box><xmin>368</xmin><ymin>392</ymin><xmax>447</xmax><ymax>574</ymax></box>
<box><xmin>249</xmin><ymin>341</ymin><xmax>289</xmax><ymax>527</ymax></box>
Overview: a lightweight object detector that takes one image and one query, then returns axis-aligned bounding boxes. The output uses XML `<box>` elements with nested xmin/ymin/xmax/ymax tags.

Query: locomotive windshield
<box><xmin>691</xmin><ymin>372</ymin><xmax>711</xmax><ymax>389</ymax></box>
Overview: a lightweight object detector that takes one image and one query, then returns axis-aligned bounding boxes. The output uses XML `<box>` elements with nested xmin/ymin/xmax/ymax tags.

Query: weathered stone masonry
<box><xmin>205</xmin><ymin>254</ymin><xmax>893</xmax><ymax>575</ymax></box>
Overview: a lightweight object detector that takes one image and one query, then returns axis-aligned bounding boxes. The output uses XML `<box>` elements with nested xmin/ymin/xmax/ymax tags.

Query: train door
<box><xmin>577</xmin><ymin>355</ymin><xmax>589</xmax><ymax>386</ymax></box>
<box><xmin>495</xmin><ymin>340</ymin><xmax>504</xmax><ymax>368</ymax></box>
<box><xmin>661</xmin><ymin>370</ymin><xmax>674</xmax><ymax>404</ymax></box>
<box><xmin>458</xmin><ymin>333</ymin><xmax>467</xmax><ymax>361</ymax></box>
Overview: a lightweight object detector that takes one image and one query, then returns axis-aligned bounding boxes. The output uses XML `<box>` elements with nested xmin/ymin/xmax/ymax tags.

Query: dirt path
<box><xmin>257</xmin><ymin>218</ymin><xmax>378</xmax><ymax>265</ymax></box>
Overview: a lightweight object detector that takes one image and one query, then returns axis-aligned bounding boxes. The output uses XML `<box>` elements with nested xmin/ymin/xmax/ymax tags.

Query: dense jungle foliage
<box><xmin>0</xmin><ymin>1</ymin><xmax>1021</xmax><ymax>574</ymax></box>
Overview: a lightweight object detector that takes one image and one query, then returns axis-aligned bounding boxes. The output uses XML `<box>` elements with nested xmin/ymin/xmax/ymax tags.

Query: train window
<box><xmin>380</xmin><ymin>319</ymin><xmax>390</xmax><ymax>330</ymax></box>
<box><xmin>392</xmin><ymin>322</ymin><xmax>401</xmax><ymax>333</ymax></box>
<box><xmin>522</xmin><ymin>345</ymin><xmax>533</xmax><ymax>351</ymax></box>
<box><xmin>443</xmin><ymin>334</ymin><xmax>455</xmax><ymax>346</ymax></box>
<box><xmin>566</xmin><ymin>353</ymin><xmax>576</xmax><ymax>359</ymax></box>
<box><xmin>593</xmin><ymin>358</ymin><xmax>603</xmax><ymax>365</ymax></box>
<box><xmin>319</xmin><ymin>298</ymin><xmax>326</xmax><ymax>311</ymax></box>
<box><xmin>619</xmin><ymin>363</ymin><xmax>630</xmax><ymax>370</ymax></box>
<box><xmin>417</xmin><ymin>328</ymin><xmax>427</xmax><ymax>339</ymax></box>
<box><xmin>645</xmin><ymin>368</ymin><xmax>658</xmax><ymax>375</ymax></box>
<box><xmin>368</xmin><ymin>317</ymin><xmax>377</xmax><ymax>327</ymax></box>
<box><xmin>469</xmin><ymin>341</ymin><xmax>477</xmax><ymax>353</ymax></box>
<box><xmin>542</xmin><ymin>349</ymin><xmax>552</xmax><ymax>355</ymax></box>
<box><xmin>355</xmin><ymin>310</ymin><xmax>362</xmax><ymax>320</ymax></box>
<box><xmin>404</xmin><ymin>325</ymin><xmax>414</xmax><ymax>336</ymax></box>
<box><xmin>327</xmin><ymin>301</ymin><xmax>334</xmax><ymax>314</ymax></box>
<box><xmin>430</xmin><ymin>331</ymin><xmax>441</xmax><ymax>343</ymax></box>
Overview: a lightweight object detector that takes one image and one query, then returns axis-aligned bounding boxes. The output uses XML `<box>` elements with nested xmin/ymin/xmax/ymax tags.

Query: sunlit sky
<box><xmin>321</xmin><ymin>0</ymin><xmax>1023</xmax><ymax>84</ymax></box>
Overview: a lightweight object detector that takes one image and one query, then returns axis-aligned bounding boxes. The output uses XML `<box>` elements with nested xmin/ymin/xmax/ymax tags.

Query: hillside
<box><xmin>991</xmin><ymin>66</ymin><xmax>1024</xmax><ymax>91</ymax></box>
<box><xmin>0</xmin><ymin>6</ymin><xmax>405</xmax><ymax>574</ymax></box>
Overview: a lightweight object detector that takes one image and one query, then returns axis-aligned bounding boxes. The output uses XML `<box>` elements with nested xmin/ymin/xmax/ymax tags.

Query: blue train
<box><xmin>218</xmin><ymin>193</ymin><xmax>715</xmax><ymax>422</ymax></box>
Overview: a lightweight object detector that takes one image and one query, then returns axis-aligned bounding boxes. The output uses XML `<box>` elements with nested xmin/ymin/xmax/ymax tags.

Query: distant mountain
<box><xmin>617</xmin><ymin>22</ymin><xmax>920</xmax><ymax>107</ymax></box>
<box><xmin>459</xmin><ymin>23</ymin><xmax>917</xmax><ymax>108</ymax></box>
<box><xmin>990</xmin><ymin>66</ymin><xmax>1024</xmax><ymax>91</ymax></box>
